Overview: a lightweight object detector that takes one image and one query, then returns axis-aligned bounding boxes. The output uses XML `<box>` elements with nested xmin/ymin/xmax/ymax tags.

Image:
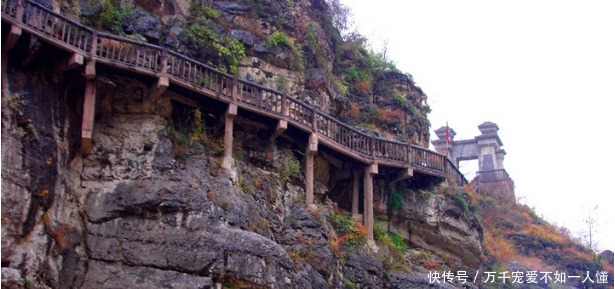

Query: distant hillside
<box><xmin>469</xmin><ymin>180</ymin><xmax>614</xmax><ymax>288</ymax></box>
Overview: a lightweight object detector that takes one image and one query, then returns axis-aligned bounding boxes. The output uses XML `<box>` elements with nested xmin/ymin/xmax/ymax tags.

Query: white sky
<box><xmin>341</xmin><ymin>0</ymin><xmax>615</xmax><ymax>252</ymax></box>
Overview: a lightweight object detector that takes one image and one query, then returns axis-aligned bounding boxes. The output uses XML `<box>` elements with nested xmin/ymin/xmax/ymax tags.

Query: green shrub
<box><xmin>93</xmin><ymin>0</ymin><xmax>129</xmax><ymax>34</ymax></box>
<box><xmin>331</xmin><ymin>214</ymin><xmax>354</xmax><ymax>234</ymax></box>
<box><xmin>345</xmin><ymin>280</ymin><xmax>357</xmax><ymax>289</ymax></box>
<box><xmin>267</xmin><ymin>31</ymin><xmax>303</xmax><ymax>70</ymax></box>
<box><xmin>276</xmin><ymin>75</ymin><xmax>289</xmax><ymax>92</ymax></box>
<box><xmin>388</xmin><ymin>232</ymin><xmax>408</xmax><ymax>252</ymax></box>
<box><xmin>190</xmin><ymin>0</ymin><xmax>220</xmax><ymax>19</ymax></box>
<box><xmin>280</xmin><ymin>154</ymin><xmax>301</xmax><ymax>183</ymax></box>
<box><xmin>183</xmin><ymin>1</ymin><xmax>245</xmax><ymax>74</ymax></box>
<box><xmin>393</xmin><ymin>92</ymin><xmax>411</xmax><ymax>110</ymax></box>
<box><xmin>306</xmin><ymin>21</ymin><xmax>319</xmax><ymax>49</ymax></box>
<box><xmin>453</xmin><ymin>194</ymin><xmax>468</xmax><ymax>213</ymax></box>
<box><xmin>192</xmin><ymin>108</ymin><xmax>205</xmax><ymax>143</ymax></box>
<box><xmin>267</xmin><ymin>31</ymin><xmax>292</xmax><ymax>49</ymax></box>
<box><xmin>389</xmin><ymin>192</ymin><xmax>404</xmax><ymax>211</ymax></box>
<box><xmin>373</xmin><ymin>222</ymin><xmax>387</xmax><ymax>242</ymax></box>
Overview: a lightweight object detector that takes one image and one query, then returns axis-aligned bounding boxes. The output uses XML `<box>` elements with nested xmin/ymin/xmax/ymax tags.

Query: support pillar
<box><xmin>81</xmin><ymin>79</ymin><xmax>96</xmax><ymax>155</ymax></box>
<box><xmin>363</xmin><ymin>163</ymin><xmax>378</xmax><ymax>240</ymax></box>
<box><xmin>305</xmin><ymin>133</ymin><xmax>318</xmax><ymax>208</ymax></box>
<box><xmin>351</xmin><ymin>170</ymin><xmax>360</xmax><ymax>216</ymax></box>
<box><xmin>221</xmin><ymin>104</ymin><xmax>237</xmax><ymax>170</ymax></box>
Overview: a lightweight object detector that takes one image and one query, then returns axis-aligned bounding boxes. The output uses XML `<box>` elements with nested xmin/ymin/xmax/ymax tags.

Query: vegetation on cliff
<box><xmin>468</xmin><ymin>182</ymin><xmax>614</xmax><ymax>288</ymax></box>
<box><xmin>64</xmin><ymin>0</ymin><xmax>431</xmax><ymax>146</ymax></box>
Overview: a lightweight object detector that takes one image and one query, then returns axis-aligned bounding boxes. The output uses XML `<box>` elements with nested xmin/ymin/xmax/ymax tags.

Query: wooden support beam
<box><xmin>81</xmin><ymin>79</ymin><xmax>97</xmax><ymax>155</ymax></box>
<box><xmin>363</xmin><ymin>164</ymin><xmax>376</xmax><ymax>241</ymax></box>
<box><xmin>221</xmin><ymin>103</ymin><xmax>237</xmax><ymax>170</ymax></box>
<box><xmin>2</xmin><ymin>25</ymin><xmax>22</xmax><ymax>71</ymax></box>
<box><xmin>3</xmin><ymin>25</ymin><xmax>22</xmax><ymax>52</ymax></box>
<box><xmin>168</xmin><ymin>92</ymin><xmax>198</xmax><ymax>108</ymax></box>
<box><xmin>305</xmin><ymin>133</ymin><xmax>318</xmax><ymax>208</ymax></box>
<box><xmin>367</xmin><ymin>162</ymin><xmax>378</xmax><ymax>175</ymax></box>
<box><xmin>388</xmin><ymin>167</ymin><xmax>413</xmax><ymax>184</ymax></box>
<box><xmin>307</xmin><ymin>133</ymin><xmax>318</xmax><ymax>154</ymax></box>
<box><xmin>85</xmin><ymin>59</ymin><xmax>96</xmax><ymax>80</ymax></box>
<box><xmin>269</xmin><ymin>119</ymin><xmax>287</xmax><ymax>142</ymax></box>
<box><xmin>147</xmin><ymin>76</ymin><xmax>169</xmax><ymax>100</ymax></box>
<box><xmin>352</xmin><ymin>170</ymin><xmax>360</xmax><ymax>216</ymax></box>
<box><xmin>54</xmin><ymin>53</ymin><xmax>84</xmax><ymax>74</ymax></box>
<box><xmin>236</xmin><ymin>116</ymin><xmax>269</xmax><ymax>130</ymax></box>
<box><xmin>320</xmin><ymin>151</ymin><xmax>343</xmax><ymax>169</ymax></box>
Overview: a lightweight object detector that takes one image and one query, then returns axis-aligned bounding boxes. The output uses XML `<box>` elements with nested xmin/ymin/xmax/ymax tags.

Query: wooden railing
<box><xmin>1</xmin><ymin>0</ymin><xmax>468</xmax><ymax>187</ymax></box>
<box><xmin>446</xmin><ymin>159</ymin><xmax>469</xmax><ymax>186</ymax></box>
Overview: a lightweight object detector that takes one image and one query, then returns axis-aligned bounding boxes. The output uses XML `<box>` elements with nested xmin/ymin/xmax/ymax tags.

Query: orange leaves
<box><xmin>207</xmin><ymin>190</ymin><xmax>217</xmax><ymax>201</ymax></box>
<box><xmin>423</xmin><ymin>260</ymin><xmax>441</xmax><ymax>270</ymax></box>
<box><xmin>330</xmin><ymin>222</ymin><xmax>367</xmax><ymax>255</ymax></box>
<box><xmin>39</xmin><ymin>188</ymin><xmax>49</xmax><ymax>197</ymax></box>
<box><xmin>51</xmin><ymin>225</ymin><xmax>71</xmax><ymax>252</ymax></box>
<box><xmin>343</xmin><ymin>103</ymin><xmax>361</xmax><ymax>119</ymax></box>
<box><xmin>355</xmin><ymin>81</ymin><xmax>371</xmax><ymax>95</ymax></box>
<box><xmin>381</xmin><ymin>108</ymin><xmax>404</xmax><ymax>124</ymax></box>
<box><xmin>484</xmin><ymin>231</ymin><xmax>517</xmax><ymax>263</ymax></box>
<box><xmin>354</xmin><ymin>223</ymin><xmax>367</xmax><ymax>235</ymax></box>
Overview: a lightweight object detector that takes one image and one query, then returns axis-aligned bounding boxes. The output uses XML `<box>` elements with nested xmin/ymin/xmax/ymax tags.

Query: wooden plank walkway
<box><xmin>0</xmin><ymin>0</ymin><xmax>467</xmax><ymax>187</ymax></box>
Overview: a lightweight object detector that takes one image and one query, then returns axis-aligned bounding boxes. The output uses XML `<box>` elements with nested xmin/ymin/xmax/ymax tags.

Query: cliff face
<box><xmin>2</xmin><ymin>1</ymin><xmax>480</xmax><ymax>288</ymax></box>
<box><xmin>1</xmin><ymin>60</ymin><xmax>482</xmax><ymax>288</ymax></box>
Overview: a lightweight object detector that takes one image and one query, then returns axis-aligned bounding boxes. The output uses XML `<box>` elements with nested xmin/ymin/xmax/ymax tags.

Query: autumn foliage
<box><xmin>468</xmin><ymin>184</ymin><xmax>610</xmax><ymax>281</ymax></box>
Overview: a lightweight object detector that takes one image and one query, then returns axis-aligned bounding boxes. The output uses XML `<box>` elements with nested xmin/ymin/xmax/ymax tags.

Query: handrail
<box><xmin>1</xmin><ymin>0</ymin><xmax>468</xmax><ymax>186</ymax></box>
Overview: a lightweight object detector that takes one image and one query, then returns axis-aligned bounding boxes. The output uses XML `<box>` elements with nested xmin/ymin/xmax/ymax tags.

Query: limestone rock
<box><xmin>122</xmin><ymin>10</ymin><xmax>164</xmax><ymax>42</ymax></box>
<box><xmin>393</xmin><ymin>194</ymin><xmax>484</xmax><ymax>268</ymax></box>
<box><xmin>83</xmin><ymin>261</ymin><xmax>213</xmax><ymax>289</ymax></box>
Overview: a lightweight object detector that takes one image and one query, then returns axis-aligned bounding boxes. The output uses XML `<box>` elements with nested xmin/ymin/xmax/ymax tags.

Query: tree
<box><xmin>582</xmin><ymin>204</ymin><xmax>600</xmax><ymax>252</ymax></box>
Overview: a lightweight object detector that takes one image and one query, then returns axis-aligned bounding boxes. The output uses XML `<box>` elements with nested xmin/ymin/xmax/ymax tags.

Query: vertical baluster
<box><xmin>121</xmin><ymin>42</ymin><xmax>127</xmax><ymax>63</ymax></box>
<box><xmin>59</xmin><ymin>19</ymin><xmax>67</xmax><ymax>42</ymax></box>
<box><xmin>66</xmin><ymin>22</ymin><xmax>72</xmax><ymax>44</ymax></box>
<box><xmin>110</xmin><ymin>38</ymin><xmax>116</xmax><ymax>59</ymax></box>
<box><xmin>77</xmin><ymin>29</ymin><xmax>84</xmax><ymax>50</ymax></box>
<box><xmin>42</xmin><ymin>10</ymin><xmax>50</xmax><ymax>34</ymax></box>
<box><xmin>64</xmin><ymin>22</ymin><xmax>71</xmax><ymax>42</ymax></box>
<box><xmin>124</xmin><ymin>42</ymin><xmax>129</xmax><ymax>63</ymax></box>
<box><xmin>181</xmin><ymin>59</ymin><xmax>186</xmax><ymax>80</ymax></box>
<box><xmin>71</xmin><ymin>25</ymin><xmax>77</xmax><ymax>46</ymax></box>
<box><xmin>136</xmin><ymin>47</ymin><xmax>141</xmax><ymax>66</ymax></box>
<box><xmin>52</xmin><ymin>16</ymin><xmax>59</xmax><ymax>40</ymax></box>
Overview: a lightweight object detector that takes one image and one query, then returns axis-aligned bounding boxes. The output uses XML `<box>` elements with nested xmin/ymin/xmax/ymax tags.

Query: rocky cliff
<box><xmin>2</xmin><ymin>0</ymin><xmax>481</xmax><ymax>288</ymax></box>
<box><xmin>1</xmin><ymin>60</ymin><xmax>482</xmax><ymax>288</ymax></box>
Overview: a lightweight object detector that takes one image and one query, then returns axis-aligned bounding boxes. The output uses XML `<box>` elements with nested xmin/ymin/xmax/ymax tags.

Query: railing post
<box><xmin>281</xmin><ymin>94</ymin><xmax>287</xmax><ymax>116</ymax></box>
<box><xmin>14</xmin><ymin>0</ymin><xmax>24</xmax><ymax>22</ymax></box>
<box><xmin>405</xmin><ymin>143</ymin><xmax>410</xmax><ymax>163</ymax></box>
<box><xmin>312</xmin><ymin>108</ymin><xmax>317</xmax><ymax>131</ymax></box>
<box><xmin>89</xmin><ymin>30</ymin><xmax>98</xmax><ymax>57</ymax></box>
<box><xmin>371</xmin><ymin>134</ymin><xmax>376</xmax><ymax>158</ymax></box>
<box><xmin>232</xmin><ymin>75</ymin><xmax>238</xmax><ymax>101</ymax></box>
<box><xmin>160</xmin><ymin>47</ymin><xmax>168</xmax><ymax>74</ymax></box>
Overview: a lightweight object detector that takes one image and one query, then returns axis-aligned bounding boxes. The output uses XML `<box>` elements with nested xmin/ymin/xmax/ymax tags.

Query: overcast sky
<box><xmin>341</xmin><ymin>0</ymin><xmax>615</xmax><ymax>252</ymax></box>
